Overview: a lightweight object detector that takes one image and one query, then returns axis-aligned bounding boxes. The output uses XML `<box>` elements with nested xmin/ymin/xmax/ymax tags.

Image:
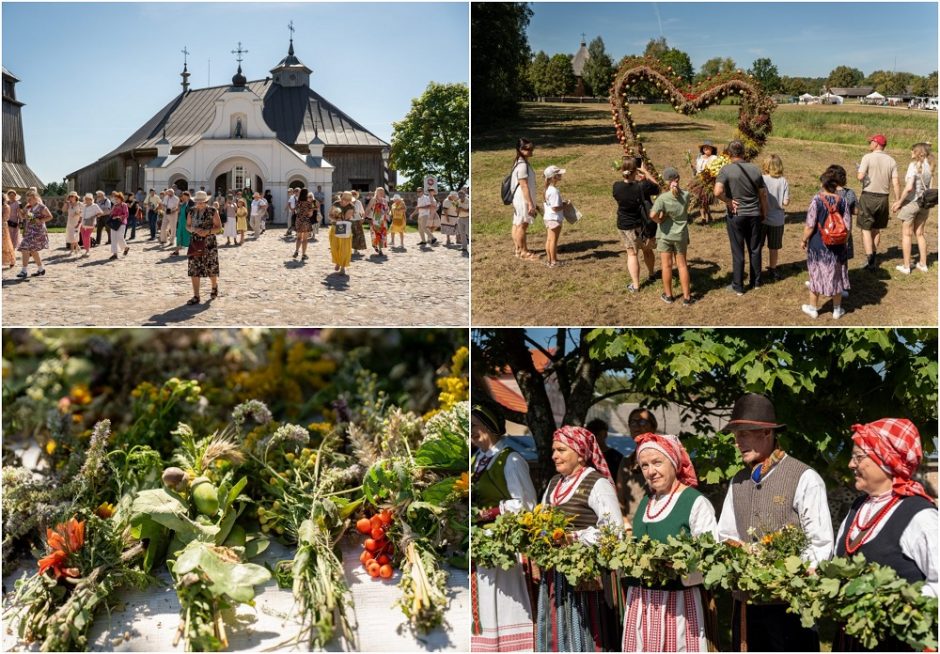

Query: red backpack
<box><xmin>817</xmin><ymin>194</ymin><xmax>848</xmax><ymax>246</ymax></box>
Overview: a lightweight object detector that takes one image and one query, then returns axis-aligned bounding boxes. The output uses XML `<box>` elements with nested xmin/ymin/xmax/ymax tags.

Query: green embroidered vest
<box><xmin>632</xmin><ymin>486</ymin><xmax>702</xmax><ymax>541</ymax></box>
<box><xmin>472</xmin><ymin>449</ymin><xmax>512</xmax><ymax>510</ymax></box>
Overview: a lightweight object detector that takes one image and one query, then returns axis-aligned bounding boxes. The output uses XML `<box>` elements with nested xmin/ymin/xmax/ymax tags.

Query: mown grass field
<box><xmin>471</xmin><ymin>102</ymin><xmax>938</xmax><ymax>326</ymax></box>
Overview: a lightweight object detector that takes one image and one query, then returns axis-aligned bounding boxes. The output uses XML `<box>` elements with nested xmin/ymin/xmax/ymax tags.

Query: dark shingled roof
<box><xmin>82</xmin><ymin>79</ymin><xmax>387</xmax><ymax>173</ymax></box>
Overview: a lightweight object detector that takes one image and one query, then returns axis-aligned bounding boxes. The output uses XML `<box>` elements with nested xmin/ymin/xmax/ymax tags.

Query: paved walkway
<box><xmin>2</xmin><ymin>228</ymin><xmax>469</xmax><ymax>326</ymax></box>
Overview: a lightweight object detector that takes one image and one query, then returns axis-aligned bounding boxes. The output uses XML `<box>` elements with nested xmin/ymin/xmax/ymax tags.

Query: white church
<box><xmin>67</xmin><ymin>37</ymin><xmax>392</xmax><ymax>223</ymax></box>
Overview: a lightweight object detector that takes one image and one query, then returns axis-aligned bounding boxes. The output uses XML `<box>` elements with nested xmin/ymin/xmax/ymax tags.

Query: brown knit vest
<box><xmin>546</xmin><ymin>469</ymin><xmax>602</xmax><ymax>530</ymax></box>
<box><xmin>731</xmin><ymin>455</ymin><xmax>811</xmax><ymax>542</ymax></box>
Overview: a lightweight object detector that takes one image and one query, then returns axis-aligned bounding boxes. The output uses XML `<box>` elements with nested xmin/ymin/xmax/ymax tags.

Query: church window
<box><xmin>233</xmin><ymin>165</ymin><xmax>246</xmax><ymax>190</ymax></box>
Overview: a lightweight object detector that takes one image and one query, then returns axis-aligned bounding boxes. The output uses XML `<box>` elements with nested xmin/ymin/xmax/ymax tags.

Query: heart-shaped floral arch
<box><xmin>609</xmin><ymin>56</ymin><xmax>776</xmax><ymax>185</ymax></box>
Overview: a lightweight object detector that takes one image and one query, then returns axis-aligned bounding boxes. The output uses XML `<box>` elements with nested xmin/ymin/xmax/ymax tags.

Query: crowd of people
<box><xmin>470</xmin><ymin>394</ymin><xmax>937</xmax><ymax>652</ymax></box>
<box><xmin>2</xmin><ymin>182</ymin><xmax>470</xmax><ymax>303</ymax></box>
<box><xmin>507</xmin><ymin>135</ymin><xmax>936</xmax><ymax>317</ymax></box>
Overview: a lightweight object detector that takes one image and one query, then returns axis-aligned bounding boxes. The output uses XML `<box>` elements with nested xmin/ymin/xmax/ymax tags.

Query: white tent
<box><xmin>798</xmin><ymin>93</ymin><xmax>817</xmax><ymax>104</ymax></box>
<box><xmin>866</xmin><ymin>91</ymin><xmax>885</xmax><ymax>100</ymax></box>
<box><xmin>820</xmin><ymin>92</ymin><xmax>844</xmax><ymax>105</ymax></box>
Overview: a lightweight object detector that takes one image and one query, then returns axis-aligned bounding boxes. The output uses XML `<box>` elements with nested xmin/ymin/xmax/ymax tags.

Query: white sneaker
<box><xmin>895</xmin><ymin>264</ymin><xmax>911</xmax><ymax>274</ymax></box>
<box><xmin>801</xmin><ymin>304</ymin><xmax>819</xmax><ymax>319</ymax></box>
<box><xmin>916</xmin><ymin>263</ymin><xmax>929</xmax><ymax>272</ymax></box>
<box><xmin>832</xmin><ymin>306</ymin><xmax>846</xmax><ymax>320</ymax></box>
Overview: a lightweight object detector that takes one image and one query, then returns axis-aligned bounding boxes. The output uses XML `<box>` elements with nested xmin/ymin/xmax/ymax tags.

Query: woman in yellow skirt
<box><xmin>389</xmin><ymin>194</ymin><xmax>407</xmax><ymax>247</ymax></box>
<box><xmin>330</xmin><ymin>191</ymin><xmax>354</xmax><ymax>275</ymax></box>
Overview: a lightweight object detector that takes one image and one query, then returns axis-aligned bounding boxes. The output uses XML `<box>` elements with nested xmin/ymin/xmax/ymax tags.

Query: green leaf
<box><xmin>130</xmin><ymin>488</ymin><xmax>219</xmax><ymax>541</ymax></box>
<box><xmin>422</xmin><ymin>478</ymin><xmax>458</xmax><ymax>505</ymax></box>
<box><xmin>174</xmin><ymin>540</ymin><xmax>271</xmax><ymax>603</ymax></box>
<box><xmin>413</xmin><ymin>431</ymin><xmax>468</xmax><ymax>471</ymax></box>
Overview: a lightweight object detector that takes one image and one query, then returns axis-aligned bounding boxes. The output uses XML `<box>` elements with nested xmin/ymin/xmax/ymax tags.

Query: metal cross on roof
<box><xmin>288</xmin><ymin>20</ymin><xmax>295</xmax><ymax>38</ymax></box>
<box><xmin>181</xmin><ymin>46</ymin><xmax>189</xmax><ymax>66</ymax></box>
<box><xmin>231</xmin><ymin>42</ymin><xmax>248</xmax><ymax>65</ymax></box>
<box><xmin>581</xmin><ymin>32</ymin><xmax>586</xmax><ymax>43</ymax></box>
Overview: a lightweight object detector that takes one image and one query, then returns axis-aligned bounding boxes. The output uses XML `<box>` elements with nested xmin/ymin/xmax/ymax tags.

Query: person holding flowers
<box><xmin>834</xmin><ymin>419</ymin><xmax>938</xmax><ymax>650</ymax></box>
<box><xmin>15</xmin><ymin>188</ymin><xmax>52</xmax><ymax>278</ymax></box>
<box><xmin>622</xmin><ymin>432</ymin><xmax>719</xmax><ymax>652</ymax></box>
<box><xmin>471</xmin><ymin>404</ymin><xmax>538</xmax><ymax>652</ymax></box>
<box><xmin>536</xmin><ymin>425</ymin><xmax>622</xmax><ymax>652</ymax></box>
<box><xmin>716</xmin><ymin>393</ymin><xmax>833</xmax><ymax>652</ymax></box>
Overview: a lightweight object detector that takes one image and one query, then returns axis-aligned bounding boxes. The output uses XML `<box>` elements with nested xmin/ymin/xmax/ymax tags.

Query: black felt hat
<box><xmin>725</xmin><ymin>393</ymin><xmax>786</xmax><ymax>431</ymax></box>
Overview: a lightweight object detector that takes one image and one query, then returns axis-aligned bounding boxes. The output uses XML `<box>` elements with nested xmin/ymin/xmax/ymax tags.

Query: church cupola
<box><xmin>230</xmin><ymin>42</ymin><xmax>248</xmax><ymax>90</ymax></box>
<box><xmin>271</xmin><ymin>21</ymin><xmax>312</xmax><ymax>88</ymax></box>
<box><xmin>180</xmin><ymin>46</ymin><xmax>191</xmax><ymax>93</ymax></box>
<box><xmin>156</xmin><ymin>129</ymin><xmax>171</xmax><ymax>158</ymax></box>
<box><xmin>306</xmin><ymin>134</ymin><xmax>325</xmax><ymax>166</ymax></box>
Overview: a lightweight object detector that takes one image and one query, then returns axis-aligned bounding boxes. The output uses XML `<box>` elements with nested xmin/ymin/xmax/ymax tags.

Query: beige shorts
<box><xmin>545</xmin><ymin>220</ymin><xmax>562</xmax><ymax>230</ymax></box>
<box><xmin>619</xmin><ymin>227</ymin><xmax>655</xmax><ymax>252</ymax></box>
<box><xmin>897</xmin><ymin>201</ymin><xmax>930</xmax><ymax>228</ymax></box>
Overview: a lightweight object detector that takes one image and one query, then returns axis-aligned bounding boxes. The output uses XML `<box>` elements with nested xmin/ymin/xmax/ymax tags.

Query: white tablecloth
<box><xmin>3</xmin><ymin>538</ymin><xmax>468</xmax><ymax>652</ymax></box>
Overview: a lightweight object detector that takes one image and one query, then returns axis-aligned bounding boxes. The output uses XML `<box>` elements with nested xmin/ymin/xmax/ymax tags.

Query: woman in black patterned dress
<box><xmin>186</xmin><ymin>190</ymin><xmax>222</xmax><ymax>304</ymax></box>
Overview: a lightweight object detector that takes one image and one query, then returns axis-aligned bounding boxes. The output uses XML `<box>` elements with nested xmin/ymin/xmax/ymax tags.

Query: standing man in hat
<box><xmin>856</xmin><ymin>134</ymin><xmax>900</xmax><ymax>270</ymax></box>
<box><xmin>717</xmin><ymin>393</ymin><xmax>833</xmax><ymax>652</ymax></box>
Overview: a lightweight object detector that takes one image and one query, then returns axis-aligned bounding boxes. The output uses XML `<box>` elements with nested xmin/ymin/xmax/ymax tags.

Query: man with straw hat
<box><xmin>716</xmin><ymin>393</ymin><xmax>833</xmax><ymax>652</ymax></box>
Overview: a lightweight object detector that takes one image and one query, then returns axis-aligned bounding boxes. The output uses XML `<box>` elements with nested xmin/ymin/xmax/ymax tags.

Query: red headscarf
<box><xmin>851</xmin><ymin>419</ymin><xmax>932</xmax><ymax>501</ymax></box>
<box><xmin>553</xmin><ymin>425</ymin><xmax>612</xmax><ymax>480</ymax></box>
<box><xmin>634</xmin><ymin>433</ymin><xmax>699</xmax><ymax>488</ymax></box>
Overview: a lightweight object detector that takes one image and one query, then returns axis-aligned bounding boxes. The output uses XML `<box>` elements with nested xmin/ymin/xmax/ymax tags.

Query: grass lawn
<box><xmin>471</xmin><ymin>102</ymin><xmax>937</xmax><ymax>326</ymax></box>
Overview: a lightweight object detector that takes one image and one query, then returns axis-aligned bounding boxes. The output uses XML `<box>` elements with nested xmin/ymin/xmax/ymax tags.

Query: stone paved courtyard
<box><xmin>2</xmin><ymin>228</ymin><xmax>469</xmax><ymax>326</ymax></box>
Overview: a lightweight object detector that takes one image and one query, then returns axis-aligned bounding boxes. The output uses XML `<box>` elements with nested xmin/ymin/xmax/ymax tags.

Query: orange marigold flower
<box><xmin>38</xmin><ymin>517</ymin><xmax>85</xmax><ymax>579</ymax></box>
<box><xmin>455</xmin><ymin>472</ymin><xmax>469</xmax><ymax>493</ymax></box>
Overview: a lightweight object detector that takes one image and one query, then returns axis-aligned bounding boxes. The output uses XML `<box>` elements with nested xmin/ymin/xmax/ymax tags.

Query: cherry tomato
<box><xmin>356</xmin><ymin>518</ymin><xmax>372</xmax><ymax>534</ymax></box>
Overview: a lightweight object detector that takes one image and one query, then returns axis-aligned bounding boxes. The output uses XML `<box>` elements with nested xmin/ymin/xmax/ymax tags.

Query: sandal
<box><xmin>210</xmin><ymin>287</ymin><xmax>218</xmax><ymax>299</ymax></box>
<box><xmin>186</xmin><ymin>296</ymin><xmax>200</xmax><ymax>305</ymax></box>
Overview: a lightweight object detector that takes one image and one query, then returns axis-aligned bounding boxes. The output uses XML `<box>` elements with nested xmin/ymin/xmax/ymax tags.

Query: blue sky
<box><xmin>2</xmin><ymin>2</ymin><xmax>468</xmax><ymax>185</ymax></box>
<box><xmin>527</xmin><ymin>2</ymin><xmax>937</xmax><ymax>78</ymax></box>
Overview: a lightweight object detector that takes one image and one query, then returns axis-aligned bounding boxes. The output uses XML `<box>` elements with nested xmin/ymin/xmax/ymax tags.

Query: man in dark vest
<box><xmin>717</xmin><ymin>393</ymin><xmax>833</xmax><ymax>652</ymax></box>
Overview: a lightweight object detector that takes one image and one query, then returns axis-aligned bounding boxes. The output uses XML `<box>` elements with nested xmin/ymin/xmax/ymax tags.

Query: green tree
<box><xmin>696</xmin><ymin>57</ymin><xmax>736</xmax><ymax>83</ymax></box>
<box><xmin>42</xmin><ymin>180</ymin><xmax>68</xmax><ymax>195</ymax></box>
<box><xmin>581</xmin><ymin>36</ymin><xmax>615</xmax><ymax>98</ymax></box>
<box><xmin>827</xmin><ymin>65</ymin><xmax>865</xmax><ymax>88</ymax></box>
<box><xmin>389</xmin><ymin>82</ymin><xmax>468</xmax><ymax>191</ymax></box>
<box><xmin>526</xmin><ymin>51</ymin><xmax>552</xmax><ymax>98</ymax></box>
<box><xmin>748</xmin><ymin>57</ymin><xmax>781</xmax><ymax>94</ymax></box>
<box><xmin>911</xmin><ymin>72</ymin><xmax>938</xmax><ymax>97</ymax></box>
<box><xmin>661</xmin><ymin>49</ymin><xmax>694</xmax><ymax>84</ymax></box>
<box><xmin>865</xmin><ymin>70</ymin><xmax>915</xmax><ymax>96</ymax></box>
<box><xmin>780</xmin><ymin>76</ymin><xmax>814</xmax><ymax>96</ymax></box>
<box><xmin>470</xmin><ymin>3</ymin><xmax>532</xmax><ymax>129</ymax></box>
<box><xmin>474</xmin><ymin>328</ymin><xmax>937</xmax><ymax>493</ymax></box>
<box><xmin>545</xmin><ymin>53</ymin><xmax>577</xmax><ymax>96</ymax></box>
<box><xmin>643</xmin><ymin>37</ymin><xmax>669</xmax><ymax>60</ymax></box>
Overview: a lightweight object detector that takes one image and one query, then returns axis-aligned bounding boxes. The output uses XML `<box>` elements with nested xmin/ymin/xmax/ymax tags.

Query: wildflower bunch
<box><xmin>231</xmin><ymin>399</ymin><xmax>273</xmax><ymax>431</ymax></box>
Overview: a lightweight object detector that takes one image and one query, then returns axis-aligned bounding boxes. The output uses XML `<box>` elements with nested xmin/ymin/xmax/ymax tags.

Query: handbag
<box><xmin>918</xmin><ymin>188</ymin><xmax>938</xmax><ymax>209</ymax></box>
<box><xmin>187</xmin><ymin>236</ymin><xmax>207</xmax><ymax>258</ymax></box>
<box><xmin>108</xmin><ymin>217</ymin><xmax>123</xmax><ymax>231</ymax></box>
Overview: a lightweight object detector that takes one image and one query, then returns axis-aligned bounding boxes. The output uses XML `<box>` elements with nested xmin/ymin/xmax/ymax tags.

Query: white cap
<box><xmin>544</xmin><ymin>165</ymin><xmax>566</xmax><ymax>179</ymax></box>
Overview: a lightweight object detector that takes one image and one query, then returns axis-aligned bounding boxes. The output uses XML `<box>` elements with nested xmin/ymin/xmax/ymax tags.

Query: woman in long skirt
<box><xmin>64</xmin><ymin>192</ymin><xmax>83</xmax><ymax>256</ymax></box>
<box><xmin>349</xmin><ymin>190</ymin><xmax>367</xmax><ymax>255</ymax></box>
<box><xmin>365</xmin><ymin>187</ymin><xmax>390</xmax><ymax>256</ymax></box>
<box><xmin>537</xmin><ymin>426</ymin><xmax>623</xmax><ymax>652</ymax></box>
<box><xmin>622</xmin><ymin>433</ymin><xmax>719</xmax><ymax>652</ymax></box>
<box><xmin>329</xmin><ymin>192</ymin><xmax>354</xmax><ymax>275</ymax></box>
<box><xmin>172</xmin><ymin>191</ymin><xmax>193</xmax><ymax>256</ymax></box>
<box><xmin>800</xmin><ymin>168</ymin><xmax>851</xmax><ymax>320</ymax></box>
<box><xmin>3</xmin><ymin>200</ymin><xmax>16</xmax><ymax>268</ymax></box>
<box><xmin>471</xmin><ymin>405</ymin><xmax>538</xmax><ymax>652</ymax></box>
<box><xmin>293</xmin><ymin>189</ymin><xmax>315</xmax><ymax>261</ymax></box>
<box><xmin>222</xmin><ymin>196</ymin><xmax>238</xmax><ymax>245</ymax></box>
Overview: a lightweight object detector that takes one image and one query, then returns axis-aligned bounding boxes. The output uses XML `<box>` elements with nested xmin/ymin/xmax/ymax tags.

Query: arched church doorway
<box><xmin>212</xmin><ymin>165</ymin><xmax>264</xmax><ymax>195</ymax></box>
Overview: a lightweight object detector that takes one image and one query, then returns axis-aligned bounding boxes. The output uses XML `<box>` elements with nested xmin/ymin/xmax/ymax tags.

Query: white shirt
<box><xmin>478</xmin><ymin>441</ymin><xmax>537</xmax><ymax>515</ymax></box>
<box><xmin>905</xmin><ymin>161</ymin><xmax>933</xmax><ymax>201</ymax></box>
<box><xmin>81</xmin><ymin>203</ymin><xmax>102</xmax><ymax>227</ymax></box>
<box><xmin>542</xmin><ymin>467</ymin><xmax>622</xmax><ymax>545</ymax></box>
<box><xmin>251</xmin><ymin>198</ymin><xmax>267</xmax><ymax>217</ymax></box>
<box><xmin>164</xmin><ymin>195</ymin><xmax>180</xmax><ymax>214</ymax></box>
<box><xmin>835</xmin><ymin>494</ymin><xmax>938</xmax><ymax>597</ymax></box>
<box><xmin>695</xmin><ymin>153</ymin><xmax>717</xmax><ymax>175</ymax></box>
<box><xmin>416</xmin><ymin>194</ymin><xmax>432</xmax><ymax>218</ymax></box>
<box><xmin>288</xmin><ymin>194</ymin><xmax>298</xmax><ymax>210</ymax></box>
<box><xmin>762</xmin><ymin>175</ymin><xmax>790</xmax><ymax>227</ymax></box>
<box><xmin>717</xmin><ymin>458</ymin><xmax>834</xmax><ymax>566</ymax></box>
<box><xmin>544</xmin><ymin>186</ymin><xmax>564</xmax><ymax>222</ymax></box>
<box><xmin>352</xmin><ymin>199</ymin><xmax>364</xmax><ymax>221</ymax></box>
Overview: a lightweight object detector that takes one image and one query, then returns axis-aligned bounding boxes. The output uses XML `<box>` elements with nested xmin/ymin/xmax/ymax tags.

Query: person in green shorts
<box><xmin>651</xmin><ymin>167</ymin><xmax>693</xmax><ymax>305</ymax></box>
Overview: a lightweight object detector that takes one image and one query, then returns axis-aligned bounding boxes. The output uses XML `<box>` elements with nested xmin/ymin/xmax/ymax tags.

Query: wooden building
<box><xmin>66</xmin><ymin>40</ymin><xmax>392</xmax><ymax>221</ymax></box>
<box><xmin>2</xmin><ymin>67</ymin><xmax>44</xmax><ymax>192</ymax></box>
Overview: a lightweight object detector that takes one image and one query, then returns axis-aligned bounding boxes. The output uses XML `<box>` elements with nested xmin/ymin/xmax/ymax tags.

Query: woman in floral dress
<box><xmin>185</xmin><ymin>191</ymin><xmax>221</xmax><ymax>304</ymax></box>
<box><xmin>364</xmin><ymin>187</ymin><xmax>390</xmax><ymax>256</ymax></box>
<box><xmin>15</xmin><ymin>188</ymin><xmax>52</xmax><ymax>278</ymax></box>
<box><xmin>293</xmin><ymin>188</ymin><xmax>315</xmax><ymax>261</ymax></box>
